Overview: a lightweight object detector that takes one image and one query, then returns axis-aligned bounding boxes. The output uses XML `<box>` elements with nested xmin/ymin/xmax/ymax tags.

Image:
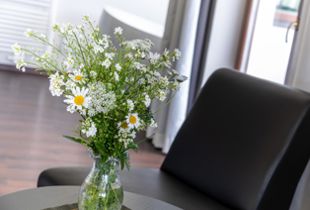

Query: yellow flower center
<box><xmin>74</xmin><ymin>95</ymin><xmax>85</xmax><ymax>106</ymax></box>
<box><xmin>75</xmin><ymin>75</ymin><xmax>82</xmax><ymax>81</ymax></box>
<box><xmin>129</xmin><ymin>115</ymin><xmax>137</xmax><ymax>124</ymax></box>
<box><xmin>121</xmin><ymin>122</ymin><xmax>129</xmax><ymax>129</ymax></box>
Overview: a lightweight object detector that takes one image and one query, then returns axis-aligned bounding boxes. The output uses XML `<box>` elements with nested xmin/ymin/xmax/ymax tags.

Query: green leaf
<box><xmin>63</xmin><ymin>135</ymin><xmax>87</xmax><ymax>145</ymax></box>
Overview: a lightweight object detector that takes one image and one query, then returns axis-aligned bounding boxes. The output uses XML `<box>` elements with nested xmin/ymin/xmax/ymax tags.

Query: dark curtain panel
<box><xmin>187</xmin><ymin>0</ymin><xmax>215</xmax><ymax>113</ymax></box>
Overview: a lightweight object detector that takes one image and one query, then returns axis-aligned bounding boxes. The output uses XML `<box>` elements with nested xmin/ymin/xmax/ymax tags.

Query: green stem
<box><xmin>22</xmin><ymin>48</ymin><xmax>60</xmax><ymax>71</ymax></box>
<box><xmin>72</xmin><ymin>31</ymin><xmax>88</xmax><ymax>67</ymax></box>
<box><xmin>109</xmin><ymin>183</ymin><xmax>121</xmax><ymax>204</ymax></box>
<box><xmin>30</xmin><ymin>33</ymin><xmax>65</xmax><ymax>56</ymax></box>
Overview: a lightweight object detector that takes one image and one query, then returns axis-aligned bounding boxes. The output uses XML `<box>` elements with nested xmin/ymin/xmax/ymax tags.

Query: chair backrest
<box><xmin>98</xmin><ymin>6</ymin><xmax>163</xmax><ymax>52</ymax></box>
<box><xmin>161</xmin><ymin>68</ymin><xmax>310</xmax><ymax>210</ymax></box>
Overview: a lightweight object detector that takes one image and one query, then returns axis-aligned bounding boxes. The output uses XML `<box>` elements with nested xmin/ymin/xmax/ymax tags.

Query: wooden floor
<box><xmin>0</xmin><ymin>69</ymin><xmax>165</xmax><ymax>196</ymax></box>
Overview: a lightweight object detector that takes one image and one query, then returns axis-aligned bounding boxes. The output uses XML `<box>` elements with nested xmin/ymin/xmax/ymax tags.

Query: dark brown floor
<box><xmin>0</xmin><ymin>69</ymin><xmax>164</xmax><ymax>196</ymax></box>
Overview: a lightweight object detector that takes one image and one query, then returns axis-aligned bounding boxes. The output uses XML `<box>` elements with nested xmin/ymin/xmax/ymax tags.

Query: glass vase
<box><xmin>78</xmin><ymin>155</ymin><xmax>124</xmax><ymax>210</ymax></box>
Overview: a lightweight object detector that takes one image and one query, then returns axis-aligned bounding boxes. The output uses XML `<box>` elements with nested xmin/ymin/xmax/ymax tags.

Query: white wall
<box><xmin>52</xmin><ymin>0</ymin><xmax>169</xmax><ymax>26</ymax></box>
<box><xmin>201</xmin><ymin>0</ymin><xmax>247</xmax><ymax>85</ymax></box>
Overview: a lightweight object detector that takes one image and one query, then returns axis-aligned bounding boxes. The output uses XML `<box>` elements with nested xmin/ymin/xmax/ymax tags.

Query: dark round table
<box><xmin>0</xmin><ymin>186</ymin><xmax>182</xmax><ymax>210</ymax></box>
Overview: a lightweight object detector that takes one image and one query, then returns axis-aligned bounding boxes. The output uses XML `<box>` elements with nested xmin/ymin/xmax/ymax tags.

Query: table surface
<box><xmin>0</xmin><ymin>186</ymin><xmax>182</xmax><ymax>210</ymax></box>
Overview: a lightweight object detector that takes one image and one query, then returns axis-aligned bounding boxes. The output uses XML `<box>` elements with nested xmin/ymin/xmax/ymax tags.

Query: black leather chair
<box><xmin>38</xmin><ymin>68</ymin><xmax>310</xmax><ymax>210</ymax></box>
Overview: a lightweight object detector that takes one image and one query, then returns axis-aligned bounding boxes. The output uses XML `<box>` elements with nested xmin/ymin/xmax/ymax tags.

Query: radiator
<box><xmin>0</xmin><ymin>0</ymin><xmax>51</xmax><ymax>66</ymax></box>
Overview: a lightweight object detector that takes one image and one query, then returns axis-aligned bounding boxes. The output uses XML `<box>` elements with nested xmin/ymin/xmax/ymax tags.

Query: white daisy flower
<box><xmin>126</xmin><ymin>113</ymin><xmax>140</xmax><ymax>129</ymax></box>
<box><xmin>49</xmin><ymin>72</ymin><xmax>64</xmax><ymax>96</ymax></box>
<box><xmin>64</xmin><ymin>87</ymin><xmax>90</xmax><ymax>114</ymax></box>
<box><xmin>117</xmin><ymin>122</ymin><xmax>136</xmax><ymax>148</ymax></box>
<box><xmin>118</xmin><ymin>121</ymin><xmax>129</xmax><ymax>131</ymax></box>
<box><xmin>69</xmin><ymin>69</ymin><xmax>85</xmax><ymax>83</ymax></box>
<box><xmin>114</xmin><ymin>26</ymin><xmax>123</xmax><ymax>35</ymax></box>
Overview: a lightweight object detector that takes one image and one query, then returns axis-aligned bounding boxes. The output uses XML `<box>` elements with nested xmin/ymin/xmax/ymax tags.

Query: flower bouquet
<box><xmin>12</xmin><ymin>16</ymin><xmax>184</xmax><ymax>210</ymax></box>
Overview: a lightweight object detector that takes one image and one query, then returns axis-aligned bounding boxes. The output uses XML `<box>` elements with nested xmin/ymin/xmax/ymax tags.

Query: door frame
<box><xmin>235</xmin><ymin>0</ymin><xmax>260</xmax><ymax>72</ymax></box>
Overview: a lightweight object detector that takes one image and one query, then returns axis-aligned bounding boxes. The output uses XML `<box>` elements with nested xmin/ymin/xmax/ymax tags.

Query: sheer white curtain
<box><xmin>281</xmin><ymin>2</ymin><xmax>310</xmax><ymax>209</ymax></box>
<box><xmin>151</xmin><ymin>0</ymin><xmax>202</xmax><ymax>153</ymax></box>
<box><xmin>285</xmin><ymin>0</ymin><xmax>310</xmax><ymax>91</ymax></box>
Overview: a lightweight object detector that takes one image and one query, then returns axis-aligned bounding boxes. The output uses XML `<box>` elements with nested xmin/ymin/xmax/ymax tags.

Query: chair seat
<box><xmin>38</xmin><ymin>167</ymin><xmax>231</xmax><ymax>210</ymax></box>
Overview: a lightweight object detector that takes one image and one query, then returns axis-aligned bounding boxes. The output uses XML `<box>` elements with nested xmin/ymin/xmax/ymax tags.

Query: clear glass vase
<box><xmin>78</xmin><ymin>155</ymin><xmax>124</xmax><ymax>210</ymax></box>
